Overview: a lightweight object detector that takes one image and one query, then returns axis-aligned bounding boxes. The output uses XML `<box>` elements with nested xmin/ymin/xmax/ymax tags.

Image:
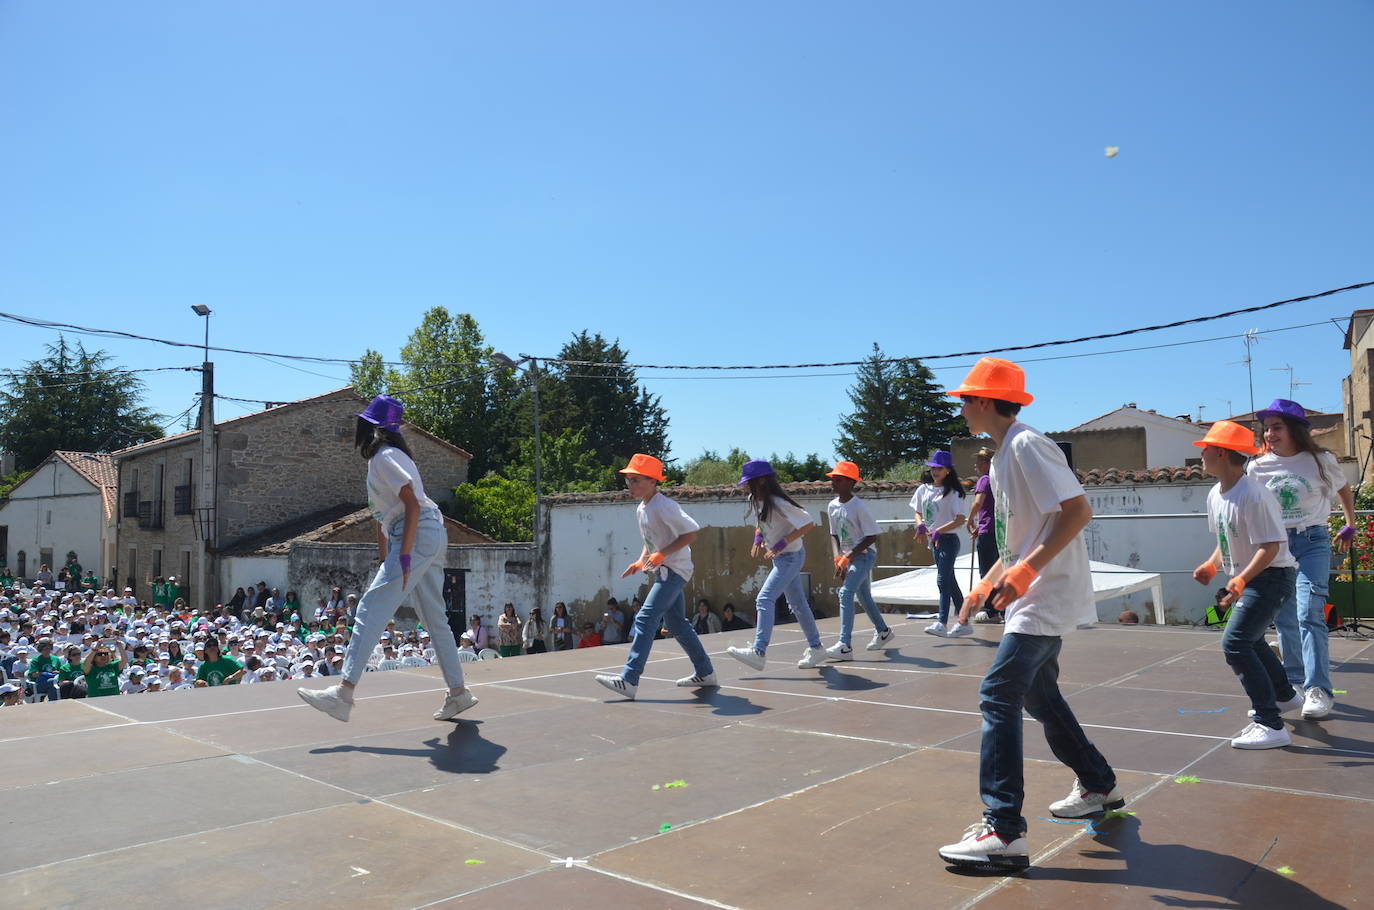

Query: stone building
<box><xmin>112</xmin><ymin>387</ymin><xmax>472</xmax><ymax>609</ymax></box>
<box><xmin>0</xmin><ymin>450</ymin><xmax>117</xmax><ymax>584</ymax></box>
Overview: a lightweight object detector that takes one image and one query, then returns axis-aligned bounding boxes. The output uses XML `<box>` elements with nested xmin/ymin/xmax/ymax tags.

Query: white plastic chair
<box><xmin>375</xmin><ymin>658</ymin><xmax>402</xmax><ymax>671</ymax></box>
<box><xmin>400</xmin><ymin>656</ymin><xmax>428</xmax><ymax>668</ymax></box>
<box><xmin>478</xmin><ymin>648</ymin><xmax>500</xmax><ymax>660</ymax></box>
<box><xmin>455</xmin><ymin>650</ymin><xmax>479</xmax><ymax>663</ymax></box>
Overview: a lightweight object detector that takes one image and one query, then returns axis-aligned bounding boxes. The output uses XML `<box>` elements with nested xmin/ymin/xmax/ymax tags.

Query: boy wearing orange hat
<box><xmin>822</xmin><ymin>461</ymin><xmax>894</xmax><ymax>660</ymax></box>
<box><xmin>1191</xmin><ymin>420</ymin><xmax>1301</xmax><ymax>750</ymax></box>
<box><xmin>937</xmin><ymin>358</ymin><xmax>1121</xmax><ymax>870</ymax></box>
<box><xmin>594</xmin><ymin>454</ymin><xmax>717</xmax><ymax>700</ymax></box>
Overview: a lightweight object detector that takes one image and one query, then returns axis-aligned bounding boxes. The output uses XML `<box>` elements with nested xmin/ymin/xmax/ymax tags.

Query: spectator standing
<box><xmin>496</xmin><ymin>604</ymin><xmax>523</xmax><ymax>657</ymax></box>
<box><xmin>550</xmin><ymin>602</ymin><xmax>575</xmax><ymax>651</ymax></box>
<box><xmin>523</xmin><ymin>607</ymin><xmax>547</xmax><ymax>654</ymax></box>
<box><xmin>599</xmin><ymin>598</ymin><xmax>626</xmax><ymax>646</ymax></box>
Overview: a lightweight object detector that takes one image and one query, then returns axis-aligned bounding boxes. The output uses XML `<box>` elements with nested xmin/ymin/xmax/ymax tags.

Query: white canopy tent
<box><xmin>869</xmin><ymin>553</ymin><xmax>1164</xmax><ymax>624</ymax></box>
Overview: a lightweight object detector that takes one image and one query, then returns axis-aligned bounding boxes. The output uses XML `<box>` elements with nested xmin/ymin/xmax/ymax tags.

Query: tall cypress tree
<box><xmin>834</xmin><ymin>344</ymin><xmax>966</xmax><ymax>476</ymax></box>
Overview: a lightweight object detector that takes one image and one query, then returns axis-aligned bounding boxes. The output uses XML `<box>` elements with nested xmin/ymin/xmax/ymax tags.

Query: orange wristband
<box><xmin>967</xmin><ymin>575</ymin><xmax>995</xmax><ymax>607</ymax></box>
<box><xmin>645</xmin><ymin>551</ymin><xmax>665</xmax><ymax>568</ymax></box>
<box><xmin>1001</xmin><ymin>562</ymin><xmax>1039</xmax><ymax>600</ymax></box>
<box><xmin>1194</xmin><ymin>561</ymin><xmax>1217</xmax><ymax>584</ymax></box>
<box><xmin>835</xmin><ymin>555</ymin><xmax>851</xmax><ymax>572</ymax></box>
<box><xmin>626</xmin><ymin>560</ymin><xmax>644</xmax><ymax>575</ymax></box>
<box><xmin>1226</xmin><ymin>576</ymin><xmax>1246</xmax><ymax>598</ymax></box>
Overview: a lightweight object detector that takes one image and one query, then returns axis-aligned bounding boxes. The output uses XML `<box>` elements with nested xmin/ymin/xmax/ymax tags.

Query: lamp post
<box><xmin>190</xmin><ymin>305</ymin><xmax>215</xmax><ymax>612</ymax></box>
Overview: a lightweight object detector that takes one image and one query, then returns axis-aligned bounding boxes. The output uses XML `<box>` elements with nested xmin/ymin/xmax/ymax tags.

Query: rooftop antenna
<box><xmin>1270</xmin><ymin>363</ymin><xmax>1311</xmax><ymax>400</ymax></box>
<box><xmin>1229</xmin><ymin>330</ymin><xmax>1261</xmax><ymax>417</ymax></box>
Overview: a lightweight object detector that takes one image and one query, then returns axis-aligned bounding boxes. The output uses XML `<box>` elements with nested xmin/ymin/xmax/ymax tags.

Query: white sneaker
<box><xmin>434</xmin><ymin>689</ymin><xmax>478</xmax><ymax>720</ymax></box>
<box><xmin>727</xmin><ymin>646</ymin><xmax>766</xmax><ymax>671</ymax></box>
<box><xmin>1302</xmin><ymin>687</ymin><xmax>1334</xmax><ymax>719</ymax></box>
<box><xmin>824</xmin><ymin>643</ymin><xmax>854</xmax><ymax>662</ymax></box>
<box><xmin>797</xmin><ymin>647</ymin><xmax>826</xmax><ymax>669</ymax></box>
<box><xmin>947</xmin><ymin>622</ymin><xmax>974</xmax><ymax>638</ymax></box>
<box><xmin>937</xmin><ymin>820</ymin><xmax>1029</xmax><ymax>869</ymax></box>
<box><xmin>676</xmin><ymin>672</ymin><xmax>718</xmax><ymax>688</ymax></box>
<box><xmin>1230</xmin><ymin>721</ymin><xmax>1291</xmax><ymax>750</ymax></box>
<box><xmin>924</xmin><ymin>621</ymin><xmax>947</xmax><ymax>636</ymax></box>
<box><xmin>1049</xmin><ymin>778</ymin><xmax>1126</xmax><ymax>818</ymax></box>
<box><xmin>973</xmin><ymin>611</ymin><xmax>993</xmax><ymax>623</ymax></box>
<box><xmin>298</xmin><ymin>685</ymin><xmax>352</xmax><ymax>722</ymax></box>
<box><xmin>594</xmin><ymin>674</ymin><xmax>637</xmax><ymax>700</ymax></box>
<box><xmin>866</xmin><ymin>628</ymin><xmax>895</xmax><ymax>651</ymax></box>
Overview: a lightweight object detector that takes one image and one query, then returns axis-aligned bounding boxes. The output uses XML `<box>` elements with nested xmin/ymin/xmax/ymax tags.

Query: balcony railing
<box><xmin>173</xmin><ymin>484</ymin><xmax>193</xmax><ymax>516</ymax></box>
<box><xmin>137</xmin><ymin>500</ymin><xmax>164</xmax><ymax>530</ymax></box>
<box><xmin>122</xmin><ymin>491</ymin><xmax>139</xmax><ymax>519</ymax></box>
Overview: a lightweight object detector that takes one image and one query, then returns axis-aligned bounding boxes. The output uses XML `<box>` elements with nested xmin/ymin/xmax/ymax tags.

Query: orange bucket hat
<box><xmin>947</xmin><ymin>357</ymin><xmax>1034</xmax><ymax>405</ymax></box>
<box><xmin>825</xmin><ymin>460</ymin><xmax>861</xmax><ymax>482</ymax></box>
<box><xmin>618</xmin><ymin>453</ymin><xmax>666</xmax><ymax>482</ymax></box>
<box><xmin>1192</xmin><ymin>420</ymin><xmax>1260</xmax><ymax>456</ymax></box>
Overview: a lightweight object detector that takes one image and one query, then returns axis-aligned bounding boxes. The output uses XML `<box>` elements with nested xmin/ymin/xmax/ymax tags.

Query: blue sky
<box><xmin>2</xmin><ymin>1</ymin><xmax>1370</xmax><ymax>467</ymax></box>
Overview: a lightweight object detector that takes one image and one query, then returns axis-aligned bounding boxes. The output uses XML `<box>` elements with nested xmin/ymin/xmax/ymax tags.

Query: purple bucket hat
<box><xmin>1254</xmin><ymin>398</ymin><xmax>1309</xmax><ymax>427</ymax></box>
<box><xmin>925</xmin><ymin>451</ymin><xmax>954</xmax><ymax>469</ymax></box>
<box><xmin>737</xmin><ymin>459</ymin><xmax>775</xmax><ymax>485</ymax></box>
<box><xmin>358</xmin><ymin>394</ymin><xmax>404</xmax><ymax>431</ymax></box>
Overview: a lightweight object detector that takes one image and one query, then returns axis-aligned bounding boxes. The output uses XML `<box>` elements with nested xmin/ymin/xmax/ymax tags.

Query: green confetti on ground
<box><xmin>1334</xmin><ymin>690</ymin><xmax>1348</xmax><ymax>695</ymax></box>
<box><xmin>659</xmin><ymin>823</ymin><xmax>672</xmax><ymax>833</ymax></box>
<box><xmin>663</xmin><ymin>779</ymin><xmax>689</xmax><ymax>789</ymax></box>
<box><xmin>1175</xmin><ymin>776</ymin><xmax>1200</xmax><ymax>784</ymax></box>
<box><xmin>1276</xmin><ymin>866</ymin><xmax>1294</xmax><ymax>876</ymax></box>
<box><xmin>651</xmin><ymin>785</ymin><xmax>661</xmax><ymax>791</ymax></box>
<box><xmin>1102</xmin><ymin>810</ymin><xmax>1138</xmax><ymax>820</ymax></box>
<box><xmin>464</xmin><ymin>859</ymin><xmax>485</xmax><ymax>865</ymax></box>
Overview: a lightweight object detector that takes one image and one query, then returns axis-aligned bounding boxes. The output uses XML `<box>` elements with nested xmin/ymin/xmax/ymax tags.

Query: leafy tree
<box><xmin>834</xmin><ymin>344</ymin><xmax>966</xmax><ymax>477</ymax></box>
<box><xmin>0</xmin><ymin>338</ymin><xmax>164</xmax><ymax>469</ymax></box>
<box><xmin>682</xmin><ymin>448</ymin><xmax>750</xmax><ymax>486</ymax></box>
<box><xmin>447</xmin><ymin>474</ymin><xmax>536</xmax><ymax>542</ymax></box>
<box><xmin>504</xmin><ymin>428</ymin><xmax>618</xmax><ymax>494</ymax></box>
<box><xmin>767</xmin><ymin>451</ymin><xmax>830</xmax><ymax>483</ymax></box>
<box><xmin>539</xmin><ymin>332</ymin><xmax>670</xmax><ymax>467</ymax></box>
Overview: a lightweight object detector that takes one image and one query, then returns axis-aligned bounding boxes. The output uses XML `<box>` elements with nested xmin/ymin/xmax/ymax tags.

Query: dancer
<box><xmin>1247</xmin><ymin>398</ymin><xmax>1356</xmax><ymax>720</ymax></box>
<box><xmin>911</xmin><ymin>451</ymin><xmax>970</xmax><ymax>638</ymax></box>
<box><xmin>726</xmin><ymin>460</ymin><xmax>827</xmax><ymax>671</ymax></box>
<box><xmin>966</xmin><ymin>447</ymin><xmax>1001</xmax><ymax>622</ymax></box>
<box><xmin>821</xmin><ymin>460</ymin><xmax>894</xmax><ymax>660</ymax></box>
<box><xmin>937</xmin><ymin>358</ymin><xmax>1122</xmax><ymax>870</ymax></box>
<box><xmin>595</xmin><ymin>454</ymin><xmax>717</xmax><ymax>699</ymax></box>
<box><xmin>298</xmin><ymin>395</ymin><xmax>476</xmax><ymax>723</ymax></box>
<box><xmin>1192</xmin><ymin>419</ymin><xmax>1301</xmax><ymax>748</ymax></box>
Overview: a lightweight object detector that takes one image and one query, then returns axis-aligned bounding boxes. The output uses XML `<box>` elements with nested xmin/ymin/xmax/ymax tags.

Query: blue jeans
<box><xmin>752</xmin><ymin>548</ymin><xmax>822</xmax><ymax>653</ymax></box>
<box><xmin>30</xmin><ymin>671</ymin><xmax>60</xmax><ymax>701</ymax></box>
<box><xmin>934</xmin><ymin>534</ymin><xmax>965</xmax><ymax>623</ymax></box>
<box><xmin>342</xmin><ymin>510</ymin><xmax>467</xmax><ymax>689</ymax></box>
<box><xmin>621</xmin><ymin>568</ymin><xmax>714</xmax><ymax>686</ymax></box>
<box><xmin>837</xmin><ymin>549</ymin><xmax>889</xmax><ymax>647</ymax></box>
<box><xmin>979</xmin><ymin>633</ymin><xmax>1116</xmax><ymax>840</ymax></box>
<box><xmin>1273</xmin><ymin>525</ymin><xmax>1333</xmax><ymax>694</ymax></box>
<box><xmin>1223</xmin><ymin>566</ymin><xmax>1299</xmax><ymax>729</ymax></box>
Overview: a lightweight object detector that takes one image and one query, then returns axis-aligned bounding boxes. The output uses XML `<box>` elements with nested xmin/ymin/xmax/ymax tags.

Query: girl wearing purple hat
<box><xmin>726</xmin><ymin>460</ymin><xmax>827</xmax><ymax>671</ymax></box>
<box><xmin>1247</xmin><ymin>398</ymin><xmax>1356</xmax><ymax>720</ymax></box>
<box><xmin>298</xmin><ymin>395</ymin><xmax>477</xmax><ymax>724</ymax></box>
<box><xmin>910</xmin><ymin>451</ymin><xmax>970</xmax><ymax>638</ymax></box>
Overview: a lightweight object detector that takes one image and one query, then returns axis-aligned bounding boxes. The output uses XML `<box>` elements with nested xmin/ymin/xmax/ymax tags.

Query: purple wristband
<box><xmin>916</xmin><ymin>523</ymin><xmax>929</xmax><ymax>537</ymax></box>
<box><xmin>932</xmin><ymin>530</ymin><xmax>942</xmax><ymax>546</ymax></box>
<box><xmin>1338</xmin><ymin>525</ymin><xmax>1356</xmax><ymax>543</ymax></box>
<box><xmin>752</xmin><ymin>531</ymin><xmax>765</xmax><ymax>547</ymax></box>
<box><xmin>770</xmin><ymin>539</ymin><xmax>787</xmax><ymax>555</ymax></box>
<box><xmin>399</xmin><ymin>553</ymin><xmax>412</xmax><ymax>573</ymax></box>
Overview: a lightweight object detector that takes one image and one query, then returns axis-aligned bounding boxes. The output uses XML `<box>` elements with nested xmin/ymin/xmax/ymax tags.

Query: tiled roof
<box><xmin>219</xmin><ymin>504</ymin><xmax>494</xmax><ymax>556</ymax></box>
<box><xmin>1079</xmin><ymin>466</ymin><xmax>1211</xmax><ymax>485</ymax></box>
<box><xmin>52</xmin><ymin>451</ymin><xmax>118</xmax><ymax>519</ymax></box>
<box><xmin>113</xmin><ymin>387</ymin><xmax>474</xmax><ymax>461</ymax></box>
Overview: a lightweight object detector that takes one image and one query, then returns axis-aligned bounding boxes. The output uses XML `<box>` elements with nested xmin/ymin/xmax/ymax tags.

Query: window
<box><xmin>127</xmin><ymin>547</ymin><xmax>137</xmax><ymax>589</ymax></box>
<box><xmin>181</xmin><ymin>551</ymin><xmax>192</xmax><ymax>601</ymax></box>
<box><xmin>153</xmin><ymin>549</ymin><xmax>162</xmax><ymax>578</ymax></box>
<box><xmin>17</xmin><ymin>550</ymin><xmax>26</xmax><ymax>579</ymax></box>
<box><xmin>124</xmin><ymin>469</ymin><xmax>140</xmax><ymax>519</ymax></box>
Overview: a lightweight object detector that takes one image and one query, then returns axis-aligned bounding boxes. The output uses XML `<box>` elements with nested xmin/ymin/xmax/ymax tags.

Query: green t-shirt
<box><xmin>58</xmin><ymin>660</ymin><xmax>84</xmax><ymax>682</ymax></box>
<box><xmin>196</xmin><ymin>656</ymin><xmax>243</xmax><ymax>686</ymax></box>
<box><xmin>27</xmin><ymin>653</ymin><xmax>62</xmax><ymax>679</ymax></box>
<box><xmin>85</xmin><ymin>659</ymin><xmax>122</xmax><ymax>697</ymax></box>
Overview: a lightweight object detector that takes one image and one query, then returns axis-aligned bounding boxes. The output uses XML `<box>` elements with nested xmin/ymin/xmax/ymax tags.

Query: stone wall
<box><xmin>952</xmin><ymin>426</ymin><xmax>1146</xmax><ymax>475</ymax></box>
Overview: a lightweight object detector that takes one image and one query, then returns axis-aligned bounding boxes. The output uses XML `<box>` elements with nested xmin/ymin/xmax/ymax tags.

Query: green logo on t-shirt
<box><xmin>1218</xmin><ymin>521</ymin><xmax>1233</xmax><ymax>568</ymax></box>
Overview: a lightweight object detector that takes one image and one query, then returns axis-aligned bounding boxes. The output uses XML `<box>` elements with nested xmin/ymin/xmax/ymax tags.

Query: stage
<box><xmin>2</xmin><ymin>618</ymin><xmax>1370</xmax><ymax>909</ymax></box>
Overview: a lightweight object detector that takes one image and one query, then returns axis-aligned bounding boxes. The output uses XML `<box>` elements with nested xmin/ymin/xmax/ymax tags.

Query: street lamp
<box><xmin>189</xmin><ymin>305</ymin><xmax>215</xmax><ymax>612</ymax></box>
<box><xmin>190</xmin><ymin>304</ymin><xmax>211</xmax><ymax>362</ymax></box>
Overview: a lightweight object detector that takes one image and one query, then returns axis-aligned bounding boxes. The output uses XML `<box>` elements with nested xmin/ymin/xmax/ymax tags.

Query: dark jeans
<box><xmin>976</xmin><ymin>531</ymin><xmax>999</xmax><ymax>578</ymax></box>
<box><xmin>934</xmin><ymin>534</ymin><xmax>965</xmax><ymax>623</ymax></box>
<box><xmin>1222</xmin><ymin>566</ymin><xmax>1298</xmax><ymax>729</ymax></box>
<box><xmin>980</xmin><ymin>632</ymin><xmax>1116</xmax><ymax>839</ymax></box>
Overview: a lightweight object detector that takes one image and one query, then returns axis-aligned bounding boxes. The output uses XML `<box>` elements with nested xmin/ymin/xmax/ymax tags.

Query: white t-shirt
<box><xmin>908</xmin><ymin>484</ymin><xmax>966</xmax><ymax>532</ymax></box>
<box><xmin>991</xmin><ymin>422</ymin><xmax>1096</xmax><ymax>636</ymax></box>
<box><xmin>1207</xmin><ymin>475</ymin><xmax>1297</xmax><ymax>576</ymax></box>
<box><xmin>638</xmin><ymin>492</ymin><xmax>701</xmax><ymax>583</ymax></box>
<box><xmin>827</xmin><ymin>496</ymin><xmax>880</xmax><ymax>555</ymax></box>
<box><xmin>754</xmin><ymin>496</ymin><xmax>814</xmax><ymax>555</ymax></box>
<box><xmin>1246</xmin><ymin>450</ymin><xmax>1344</xmax><ymax>530</ymax></box>
<box><xmin>367</xmin><ymin>446</ymin><xmax>439</xmax><ymax>526</ymax></box>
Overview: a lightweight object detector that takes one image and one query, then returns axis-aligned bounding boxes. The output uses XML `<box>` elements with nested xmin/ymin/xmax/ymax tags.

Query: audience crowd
<box><xmin>0</xmin><ymin>583</ymin><xmax>755</xmax><ymax>708</ymax></box>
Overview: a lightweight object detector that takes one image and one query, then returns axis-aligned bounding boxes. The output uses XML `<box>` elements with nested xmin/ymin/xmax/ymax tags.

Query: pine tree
<box><xmin>834</xmin><ymin>344</ymin><xmax>966</xmax><ymax>476</ymax></box>
<box><xmin>0</xmin><ymin>337</ymin><xmax>165</xmax><ymax>469</ymax></box>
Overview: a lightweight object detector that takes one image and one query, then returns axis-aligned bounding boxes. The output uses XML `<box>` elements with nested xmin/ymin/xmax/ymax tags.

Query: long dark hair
<box><xmin>1274</xmin><ymin>415</ymin><xmax>1334</xmax><ymax>490</ymax></box>
<box><xmin>355</xmin><ymin>417</ymin><xmax>414</xmax><ymax>460</ymax></box>
<box><xmin>935</xmin><ymin>465</ymin><xmax>965</xmax><ymax>498</ymax></box>
<box><xmin>745</xmin><ymin>474</ymin><xmax>804</xmax><ymax>524</ymax></box>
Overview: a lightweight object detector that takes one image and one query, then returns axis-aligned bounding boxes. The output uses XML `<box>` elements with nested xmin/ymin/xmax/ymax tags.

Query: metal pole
<box><xmin>199</xmin><ymin>360</ymin><xmax>216</xmax><ymax>612</ymax></box>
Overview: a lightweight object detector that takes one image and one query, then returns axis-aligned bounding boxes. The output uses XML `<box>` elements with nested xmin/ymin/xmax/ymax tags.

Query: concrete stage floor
<box><xmin>2</xmin><ymin>617</ymin><xmax>1371</xmax><ymax>909</ymax></box>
